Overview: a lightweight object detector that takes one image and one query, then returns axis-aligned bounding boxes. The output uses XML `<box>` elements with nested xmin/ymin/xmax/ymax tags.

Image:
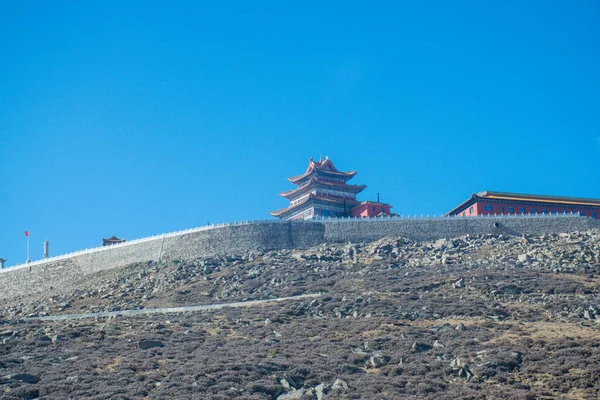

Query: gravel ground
<box><xmin>0</xmin><ymin>230</ymin><xmax>599</xmax><ymax>399</ymax></box>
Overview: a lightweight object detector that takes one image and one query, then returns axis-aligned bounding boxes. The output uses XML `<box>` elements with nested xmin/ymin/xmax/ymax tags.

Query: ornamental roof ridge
<box><xmin>288</xmin><ymin>157</ymin><xmax>357</xmax><ymax>183</ymax></box>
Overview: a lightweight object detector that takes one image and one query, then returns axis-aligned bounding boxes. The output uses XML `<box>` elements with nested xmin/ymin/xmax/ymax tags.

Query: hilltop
<box><xmin>0</xmin><ymin>230</ymin><xmax>599</xmax><ymax>399</ymax></box>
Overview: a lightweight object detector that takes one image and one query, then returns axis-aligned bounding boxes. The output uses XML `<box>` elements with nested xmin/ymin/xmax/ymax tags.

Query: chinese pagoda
<box><xmin>102</xmin><ymin>236</ymin><xmax>126</xmax><ymax>246</ymax></box>
<box><xmin>271</xmin><ymin>157</ymin><xmax>392</xmax><ymax>220</ymax></box>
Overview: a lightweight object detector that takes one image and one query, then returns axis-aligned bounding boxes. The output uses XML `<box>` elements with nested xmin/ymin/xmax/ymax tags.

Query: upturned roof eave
<box><xmin>279</xmin><ymin>179</ymin><xmax>366</xmax><ymax>198</ymax></box>
<box><xmin>288</xmin><ymin>170</ymin><xmax>357</xmax><ymax>183</ymax></box>
<box><xmin>445</xmin><ymin>193</ymin><xmax>479</xmax><ymax>216</ymax></box>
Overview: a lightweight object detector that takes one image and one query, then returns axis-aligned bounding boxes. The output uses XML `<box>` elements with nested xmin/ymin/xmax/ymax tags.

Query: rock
<box><xmin>458</xmin><ymin>366</ymin><xmax>473</xmax><ymax>381</ymax></box>
<box><xmin>5</xmin><ymin>373</ymin><xmax>40</xmax><ymax>384</ymax></box>
<box><xmin>280</xmin><ymin>378</ymin><xmax>293</xmax><ymax>390</ymax></box>
<box><xmin>433</xmin><ymin>239</ymin><xmax>449</xmax><ymax>250</ymax></box>
<box><xmin>518</xmin><ymin>254</ymin><xmax>531</xmax><ymax>263</ymax></box>
<box><xmin>430</xmin><ymin>323</ymin><xmax>451</xmax><ymax>333</ymax></box>
<box><xmin>277</xmin><ymin>388</ymin><xmax>314</xmax><ymax>399</ymax></box>
<box><xmin>369</xmin><ymin>352</ymin><xmax>389</xmax><ymax>368</ymax></box>
<box><xmin>138</xmin><ymin>340</ymin><xmax>164</xmax><ymax>350</ymax></box>
<box><xmin>450</xmin><ymin>357</ymin><xmax>464</xmax><ymax>368</ymax></box>
<box><xmin>510</xmin><ymin>351</ymin><xmax>523</xmax><ymax>363</ymax></box>
<box><xmin>315</xmin><ymin>383</ymin><xmax>328</xmax><ymax>400</ymax></box>
<box><xmin>17</xmin><ymin>388</ymin><xmax>39</xmax><ymax>400</ymax></box>
<box><xmin>411</xmin><ymin>342</ymin><xmax>432</xmax><ymax>352</ymax></box>
<box><xmin>331</xmin><ymin>378</ymin><xmax>348</xmax><ymax>391</ymax></box>
<box><xmin>244</xmin><ymin>278</ymin><xmax>262</xmax><ymax>290</ymax></box>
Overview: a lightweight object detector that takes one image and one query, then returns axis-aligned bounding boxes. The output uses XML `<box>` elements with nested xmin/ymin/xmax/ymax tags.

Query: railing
<box><xmin>2</xmin><ymin>212</ymin><xmax>585</xmax><ymax>272</ymax></box>
<box><xmin>2</xmin><ymin>220</ymin><xmax>282</xmax><ymax>272</ymax></box>
<box><xmin>313</xmin><ymin>211</ymin><xmax>583</xmax><ymax>222</ymax></box>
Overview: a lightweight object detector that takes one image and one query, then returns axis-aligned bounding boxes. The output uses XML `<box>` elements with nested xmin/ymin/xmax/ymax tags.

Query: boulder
<box><xmin>138</xmin><ymin>340</ymin><xmax>164</xmax><ymax>350</ymax></box>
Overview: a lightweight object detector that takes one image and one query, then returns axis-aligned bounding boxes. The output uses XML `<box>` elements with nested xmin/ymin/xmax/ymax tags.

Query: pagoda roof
<box><xmin>288</xmin><ymin>157</ymin><xmax>357</xmax><ymax>184</ymax></box>
<box><xmin>103</xmin><ymin>235</ymin><xmax>125</xmax><ymax>242</ymax></box>
<box><xmin>102</xmin><ymin>235</ymin><xmax>126</xmax><ymax>246</ymax></box>
<box><xmin>446</xmin><ymin>191</ymin><xmax>600</xmax><ymax>216</ymax></box>
<box><xmin>270</xmin><ymin>193</ymin><xmax>360</xmax><ymax>217</ymax></box>
<box><xmin>280</xmin><ymin>177</ymin><xmax>366</xmax><ymax>198</ymax></box>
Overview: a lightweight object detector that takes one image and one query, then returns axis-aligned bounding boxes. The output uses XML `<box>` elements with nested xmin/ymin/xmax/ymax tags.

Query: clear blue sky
<box><xmin>1</xmin><ymin>1</ymin><xmax>599</xmax><ymax>266</ymax></box>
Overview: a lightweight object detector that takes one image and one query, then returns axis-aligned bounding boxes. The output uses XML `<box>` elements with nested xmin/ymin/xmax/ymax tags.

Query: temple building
<box><xmin>446</xmin><ymin>191</ymin><xmax>600</xmax><ymax>219</ymax></box>
<box><xmin>271</xmin><ymin>157</ymin><xmax>393</xmax><ymax>220</ymax></box>
<box><xmin>102</xmin><ymin>236</ymin><xmax>126</xmax><ymax>246</ymax></box>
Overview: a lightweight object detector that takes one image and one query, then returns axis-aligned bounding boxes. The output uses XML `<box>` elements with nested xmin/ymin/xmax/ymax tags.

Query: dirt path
<box><xmin>24</xmin><ymin>293</ymin><xmax>321</xmax><ymax>321</ymax></box>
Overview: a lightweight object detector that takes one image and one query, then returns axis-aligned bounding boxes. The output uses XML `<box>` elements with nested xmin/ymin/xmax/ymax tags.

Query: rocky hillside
<box><xmin>0</xmin><ymin>230</ymin><xmax>599</xmax><ymax>399</ymax></box>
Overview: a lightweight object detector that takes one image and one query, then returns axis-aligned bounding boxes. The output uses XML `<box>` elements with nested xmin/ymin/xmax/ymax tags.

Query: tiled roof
<box><xmin>280</xmin><ymin>177</ymin><xmax>366</xmax><ymax>198</ymax></box>
<box><xmin>477</xmin><ymin>191</ymin><xmax>600</xmax><ymax>206</ymax></box>
<box><xmin>288</xmin><ymin>157</ymin><xmax>357</xmax><ymax>183</ymax></box>
<box><xmin>103</xmin><ymin>236</ymin><xmax>124</xmax><ymax>241</ymax></box>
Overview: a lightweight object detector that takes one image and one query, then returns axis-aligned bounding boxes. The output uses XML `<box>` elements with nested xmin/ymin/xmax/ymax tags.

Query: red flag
<box><xmin>25</xmin><ymin>231</ymin><xmax>29</xmax><ymax>237</ymax></box>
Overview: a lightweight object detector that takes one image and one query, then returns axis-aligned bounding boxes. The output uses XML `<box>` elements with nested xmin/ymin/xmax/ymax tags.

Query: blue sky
<box><xmin>1</xmin><ymin>1</ymin><xmax>599</xmax><ymax>266</ymax></box>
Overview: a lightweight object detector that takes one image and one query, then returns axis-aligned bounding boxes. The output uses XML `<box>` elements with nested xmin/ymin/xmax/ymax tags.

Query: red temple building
<box><xmin>271</xmin><ymin>157</ymin><xmax>392</xmax><ymax>220</ymax></box>
<box><xmin>350</xmin><ymin>201</ymin><xmax>393</xmax><ymax>218</ymax></box>
<box><xmin>447</xmin><ymin>191</ymin><xmax>600</xmax><ymax>219</ymax></box>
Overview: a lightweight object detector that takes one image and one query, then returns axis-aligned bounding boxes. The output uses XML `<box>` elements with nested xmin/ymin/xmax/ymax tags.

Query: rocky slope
<box><xmin>0</xmin><ymin>230</ymin><xmax>599</xmax><ymax>399</ymax></box>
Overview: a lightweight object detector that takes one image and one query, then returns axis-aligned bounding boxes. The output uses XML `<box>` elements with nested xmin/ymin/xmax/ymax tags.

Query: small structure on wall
<box><xmin>447</xmin><ymin>191</ymin><xmax>600</xmax><ymax>219</ymax></box>
<box><xmin>351</xmin><ymin>201</ymin><xmax>393</xmax><ymax>217</ymax></box>
<box><xmin>270</xmin><ymin>157</ymin><xmax>393</xmax><ymax>220</ymax></box>
<box><xmin>102</xmin><ymin>236</ymin><xmax>126</xmax><ymax>246</ymax></box>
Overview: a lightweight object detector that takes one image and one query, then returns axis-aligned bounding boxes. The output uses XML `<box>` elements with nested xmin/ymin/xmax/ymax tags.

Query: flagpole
<box><xmin>26</xmin><ymin>233</ymin><xmax>30</xmax><ymax>263</ymax></box>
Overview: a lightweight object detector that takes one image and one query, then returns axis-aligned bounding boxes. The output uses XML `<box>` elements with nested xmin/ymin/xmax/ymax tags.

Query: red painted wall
<box><xmin>350</xmin><ymin>203</ymin><xmax>392</xmax><ymax>217</ymax></box>
<box><xmin>458</xmin><ymin>200</ymin><xmax>599</xmax><ymax>218</ymax></box>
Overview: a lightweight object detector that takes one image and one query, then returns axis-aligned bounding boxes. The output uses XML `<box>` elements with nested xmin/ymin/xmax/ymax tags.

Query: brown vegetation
<box><xmin>0</xmin><ymin>231</ymin><xmax>599</xmax><ymax>399</ymax></box>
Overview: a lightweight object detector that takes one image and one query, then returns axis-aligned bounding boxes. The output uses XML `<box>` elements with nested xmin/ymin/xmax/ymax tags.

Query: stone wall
<box><xmin>0</xmin><ymin>216</ymin><xmax>598</xmax><ymax>302</ymax></box>
<box><xmin>323</xmin><ymin>215</ymin><xmax>600</xmax><ymax>243</ymax></box>
<box><xmin>0</xmin><ymin>222</ymin><xmax>325</xmax><ymax>302</ymax></box>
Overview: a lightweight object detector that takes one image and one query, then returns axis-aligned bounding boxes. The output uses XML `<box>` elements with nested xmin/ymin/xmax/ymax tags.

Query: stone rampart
<box><xmin>0</xmin><ymin>222</ymin><xmax>325</xmax><ymax>302</ymax></box>
<box><xmin>323</xmin><ymin>215</ymin><xmax>600</xmax><ymax>243</ymax></box>
<box><xmin>0</xmin><ymin>215</ymin><xmax>598</xmax><ymax>302</ymax></box>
